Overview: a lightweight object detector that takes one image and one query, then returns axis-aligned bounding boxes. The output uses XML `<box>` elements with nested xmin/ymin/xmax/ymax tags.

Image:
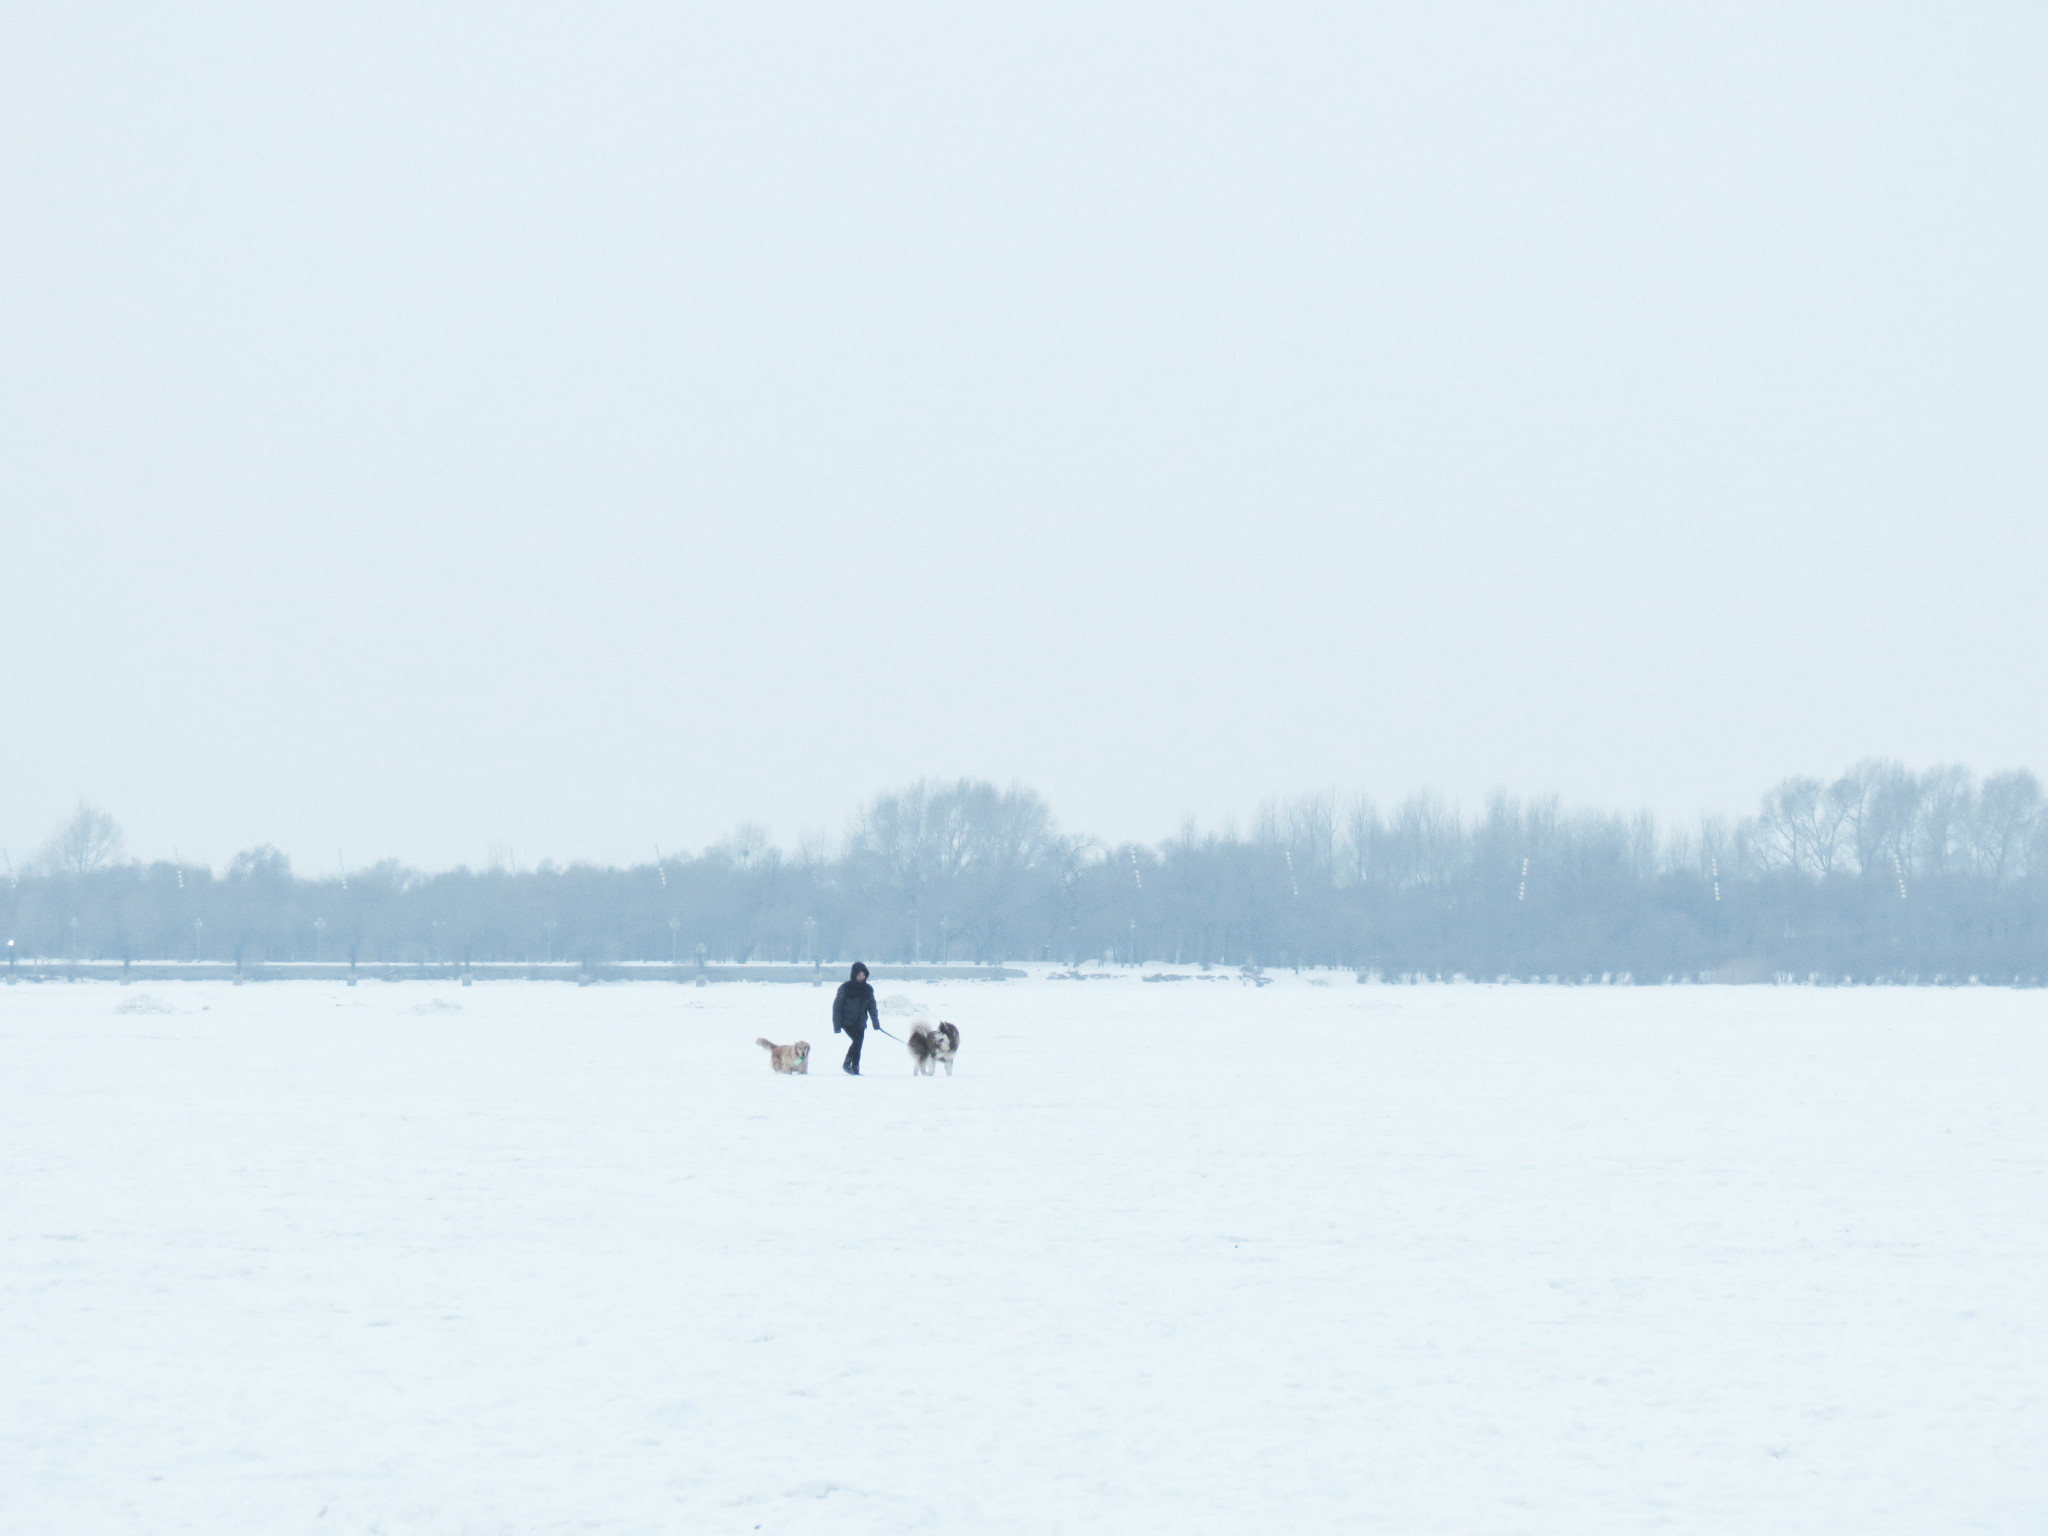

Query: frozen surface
<box><xmin>2</xmin><ymin>974</ymin><xmax>2044</xmax><ymax>1534</ymax></box>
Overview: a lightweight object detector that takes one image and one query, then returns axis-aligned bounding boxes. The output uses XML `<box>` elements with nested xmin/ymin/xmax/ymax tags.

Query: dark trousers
<box><xmin>842</xmin><ymin>1024</ymin><xmax>866</xmax><ymax>1073</ymax></box>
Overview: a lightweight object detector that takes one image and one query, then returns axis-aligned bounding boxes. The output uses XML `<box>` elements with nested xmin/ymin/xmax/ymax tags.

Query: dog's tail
<box><xmin>756</xmin><ymin>1037</ymin><xmax>775</xmax><ymax>1050</ymax></box>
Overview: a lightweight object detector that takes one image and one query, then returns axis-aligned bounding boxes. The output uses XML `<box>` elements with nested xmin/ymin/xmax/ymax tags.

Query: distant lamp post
<box><xmin>314</xmin><ymin>916</ymin><xmax>326</xmax><ymax>962</ymax></box>
<box><xmin>668</xmin><ymin>918</ymin><xmax>680</xmax><ymax>964</ymax></box>
<box><xmin>544</xmin><ymin>920</ymin><xmax>557</xmax><ymax>964</ymax></box>
<box><xmin>194</xmin><ymin>918</ymin><xmax>204</xmax><ymax>963</ymax></box>
<box><xmin>69</xmin><ymin>916</ymin><xmax>79</xmax><ymax>961</ymax></box>
<box><xmin>6</xmin><ymin>938</ymin><xmax>14</xmax><ymax>969</ymax></box>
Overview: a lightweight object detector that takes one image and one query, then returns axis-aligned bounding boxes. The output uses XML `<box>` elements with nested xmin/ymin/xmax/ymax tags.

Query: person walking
<box><xmin>832</xmin><ymin>960</ymin><xmax>880</xmax><ymax>1075</ymax></box>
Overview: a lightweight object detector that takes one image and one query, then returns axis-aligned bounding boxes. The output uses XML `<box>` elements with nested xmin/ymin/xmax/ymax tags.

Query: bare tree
<box><xmin>1626</xmin><ymin>808</ymin><xmax>1661</xmax><ymax>881</ymax></box>
<box><xmin>1971</xmin><ymin>769</ymin><xmax>2041</xmax><ymax>883</ymax></box>
<box><xmin>1837</xmin><ymin>759</ymin><xmax>1919</xmax><ymax>880</ymax></box>
<box><xmin>1378</xmin><ymin>792</ymin><xmax>1463</xmax><ymax>888</ymax></box>
<box><xmin>1755</xmin><ymin>775</ymin><xmax>1855</xmax><ymax>876</ymax></box>
<box><xmin>1754</xmin><ymin>778</ymin><xmax>1814</xmax><ymax>872</ymax></box>
<box><xmin>39</xmin><ymin>802</ymin><xmax>125</xmax><ymax>877</ymax></box>
<box><xmin>1341</xmin><ymin>796</ymin><xmax>1382</xmax><ymax>886</ymax></box>
<box><xmin>847</xmin><ymin>779</ymin><xmax>1062</xmax><ymax>956</ymax></box>
<box><xmin>228</xmin><ymin>844</ymin><xmax>292</xmax><ymax>883</ymax></box>
<box><xmin>712</xmin><ymin>823</ymin><xmax>775</xmax><ymax>871</ymax></box>
<box><xmin>1257</xmin><ymin>791</ymin><xmax>1338</xmax><ymax>887</ymax></box>
<box><xmin>1697</xmin><ymin>812</ymin><xmax>1748</xmax><ymax>881</ymax></box>
<box><xmin>1916</xmin><ymin>765</ymin><xmax>1975</xmax><ymax>879</ymax></box>
<box><xmin>794</xmin><ymin>826</ymin><xmax>833</xmax><ymax>871</ymax></box>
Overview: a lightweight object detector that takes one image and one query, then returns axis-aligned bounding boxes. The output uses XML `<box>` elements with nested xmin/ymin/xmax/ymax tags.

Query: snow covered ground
<box><xmin>3</xmin><ymin>973</ymin><xmax>2043</xmax><ymax>1534</ymax></box>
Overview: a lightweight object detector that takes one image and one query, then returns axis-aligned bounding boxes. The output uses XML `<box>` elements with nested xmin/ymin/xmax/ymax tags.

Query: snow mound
<box><xmin>412</xmin><ymin>997</ymin><xmax>465</xmax><ymax>1015</ymax></box>
<box><xmin>879</xmin><ymin>993</ymin><xmax>925</xmax><ymax>1016</ymax></box>
<box><xmin>114</xmin><ymin>993</ymin><xmax>176</xmax><ymax>1015</ymax></box>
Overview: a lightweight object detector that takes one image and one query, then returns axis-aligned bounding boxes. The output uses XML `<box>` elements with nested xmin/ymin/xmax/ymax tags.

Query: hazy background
<box><xmin>4</xmin><ymin>2</ymin><xmax>2043</xmax><ymax>871</ymax></box>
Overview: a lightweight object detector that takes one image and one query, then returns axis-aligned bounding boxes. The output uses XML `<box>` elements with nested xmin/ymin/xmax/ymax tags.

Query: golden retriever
<box><xmin>757</xmin><ymin>1037</ymin><xmax>811</xmax><ymax>1074</ymax></box>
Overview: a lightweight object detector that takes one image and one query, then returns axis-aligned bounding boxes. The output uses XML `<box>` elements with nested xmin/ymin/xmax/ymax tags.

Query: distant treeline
<box><xmin>8</xmin><ymin>761</ymin><xmax>2048</xmax><ymax>982</ymax></box>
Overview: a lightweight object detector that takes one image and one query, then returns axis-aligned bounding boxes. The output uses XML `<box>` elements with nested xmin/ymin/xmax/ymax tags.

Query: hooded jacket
<box><xmin>832</xmin><ymin>964</ymin><xmax>879</xmax><ymax>1036</ymax></box>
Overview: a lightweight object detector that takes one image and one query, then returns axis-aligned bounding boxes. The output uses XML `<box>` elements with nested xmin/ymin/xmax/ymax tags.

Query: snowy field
<box><xmin>3</xmin><ymin>974</ymin><xmax>2043</xmax><ymax>1535</ymax></box>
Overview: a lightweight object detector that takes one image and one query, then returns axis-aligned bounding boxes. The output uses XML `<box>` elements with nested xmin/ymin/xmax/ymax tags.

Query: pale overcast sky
<box><xmin>4</xmin><ymin>3</ymin><xmax>2044</xmax><ymax>871</ymax></box>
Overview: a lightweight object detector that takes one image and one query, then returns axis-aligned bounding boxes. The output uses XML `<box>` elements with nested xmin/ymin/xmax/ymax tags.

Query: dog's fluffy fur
<box><xmin>907</xmin><ymin>1020</ymin><xmax>960</xmax><ymax>1076</ymax></box>
<box><xmin>757</xmin><ymin>1037</ymin><xmax>810</xmax><ymax>1074</ymax></box>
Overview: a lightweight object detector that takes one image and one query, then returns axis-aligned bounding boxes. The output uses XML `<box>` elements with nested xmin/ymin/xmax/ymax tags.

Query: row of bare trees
<box><xmin>1239</xmin><ymin>761</ymin><xmax>2044</xmax><ymax>893</ymax></box>
<box><xmin>5</xmin><ymin>764</ymin><xmax>2046</xmax><ymax>978</ymax></box>
<box><xmin>1746</xmin><ymin>761</ymin><xmax>2042</xmax><ymax>884</ymax></box>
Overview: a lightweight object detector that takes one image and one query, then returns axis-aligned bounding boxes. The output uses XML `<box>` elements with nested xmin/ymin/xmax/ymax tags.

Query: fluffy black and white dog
<box><xmin>906</xmin><ymin>1021</ymin><xmax>960</xmax><ymax>1076</ymax></box>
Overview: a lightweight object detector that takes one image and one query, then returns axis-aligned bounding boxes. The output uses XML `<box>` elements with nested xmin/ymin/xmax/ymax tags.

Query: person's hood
<box><xmin>850</xmin><ymin>962</ymin><xmax>868</xmax><ymax>980</ymax></box>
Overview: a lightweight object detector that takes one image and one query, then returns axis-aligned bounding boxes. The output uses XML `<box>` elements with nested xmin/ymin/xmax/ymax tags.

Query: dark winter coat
<box><xmin>833</xmin><ymin>972</ymin><xmax>879</xmax><ymax>1036</ymax></box>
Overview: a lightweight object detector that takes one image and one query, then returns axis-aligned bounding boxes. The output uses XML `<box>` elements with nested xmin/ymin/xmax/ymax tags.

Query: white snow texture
<box><xmin>3</xmin><ymin>975</ymin><xmax>2043</xmax><ymax>1534</ymax></box>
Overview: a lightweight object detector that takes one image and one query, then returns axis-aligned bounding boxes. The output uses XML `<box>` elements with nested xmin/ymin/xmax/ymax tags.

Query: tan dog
<box><xmin>756</xmin><ymin>1037</ymin><xmax>811</xmax><ymax>1074</ymax></box>
<box><xmin>907</xmin><ymin>1021</ymin><xmax>960</xmax><ymax>1076</ymax></box>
